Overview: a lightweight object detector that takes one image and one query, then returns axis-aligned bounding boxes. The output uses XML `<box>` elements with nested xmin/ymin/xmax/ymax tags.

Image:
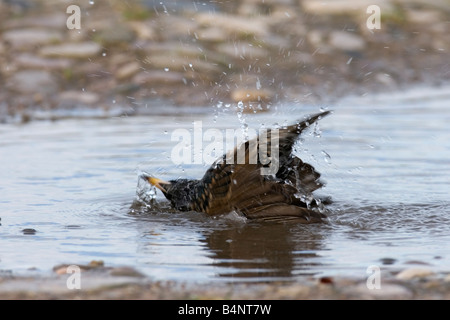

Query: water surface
<box><xmin>1</xmin><ymin>86</ymin><xmax>449</xmax><ymax>282</ymax></box>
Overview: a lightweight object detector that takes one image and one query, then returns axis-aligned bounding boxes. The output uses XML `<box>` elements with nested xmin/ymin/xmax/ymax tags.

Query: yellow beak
<box><xmin>147</xmin><ymin>177</ymin><xmax>171</xmax><ymax>192</ymax></box>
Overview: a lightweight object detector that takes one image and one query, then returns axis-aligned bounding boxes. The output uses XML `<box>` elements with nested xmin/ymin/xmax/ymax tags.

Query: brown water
<box><xmin>1</xmin><ymin>86</ymin><xmax>449</xmax><ymax>283</ymax></box>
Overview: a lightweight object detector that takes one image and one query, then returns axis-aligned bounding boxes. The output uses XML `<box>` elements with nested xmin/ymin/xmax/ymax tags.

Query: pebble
<box><xmin>379</xmin><ymin>257</ymin><xmax>397</xmax><ymax>265</ymax></box>
<box><xmin>3</xmin><ymin>13</ymin><xmax>67</xmax><ymax>29</ymax></box>
<box><xmin>231</xmin><ymin>89</ymin><xmax>274</xmax><ymax>103</ymax></box>
<box><xmin>128</xmin><ymin>21</ymin><xmax>157</xmax><ymax>40</ymax></box>
<box><xmin>133</xmin><ymin>70</ymin><xmax>185</xmax><ymax>85</ymax></box>
<box><xmin>39</xmin><ymin>42</ymin><xmax>102</xmax><ymax>59</ymax></box>
<box><xmin>195</xmin><ymin>12</ymin><xmax>269</xmax><ymax>38</ymax></box>
<box><xmin>407</xmin><ymin>10</ymin><xmax>442</xmax><ymax>25</ymax></box>
<box><xmin>302</xmin><ymin>0</ymin><xmax>392</xmax><ymax>16</ymax></box>
<box><xmin>215</xmin><ymin>42</ymin><xmax>269</xmax><ymax>60</ymax></box>
<box><xmin>14</xmin><ymin>53</ymin><xmax>72</xmax><ymax>71</ymax></box>
<box><xmin>328</xmin><ymin>31</ymin><xmax>366</xmax><ymax>51</ymax></box>
<box><xmin>143</xmin><ymin>54</ymin><xmax>221</xmax><ymax>74</ymax></box>
<box><xmin>109</xmin><ymin>267</ymin><xmax>145</xmax><ymax>278</ymax></box>
<box><xmin>197</xmin><ymin>27</ymin><xmax>228</xmax><ymax>43</ymax></box>
<box><xmin>94</xmin><ymin>26</ymin><xmax>136</xmax><ymax>45</ymax></box>
<box><xmin>22</xmin><ymin>228</ymin><xmax>37</xmax><ymax>235</ymax></box>
<box><xmin>8</xmin><ymin>70</ymin><xmax>58</xmax><ymax>95</ymax></box>
<box><xmin>115</xmin><ymin>62</ymin><xmax>142</xmax><ymax>80</ymax></box>
<box><xmin>53</xmin><ymin>260</ymin><xmax>105</xmax><ymax>275</ymax></box>
<box><xmin>3</xmin><ymin>29</ymin><xmax>62</xmax><ymax>49</ymax></box>
<box><xmin>396</xmin><ymin>268</ymin><xmax>435</xmax><ymax>280</ymax></box>
<box><xmin>351</xmin><ymin>282</ymin><xmax>413</xmax><ymax>299</ymax></box>
<box><xmin>58</xmin><ymin>91</ymin><xmax>100</xmax><ymax>106</ymax></box>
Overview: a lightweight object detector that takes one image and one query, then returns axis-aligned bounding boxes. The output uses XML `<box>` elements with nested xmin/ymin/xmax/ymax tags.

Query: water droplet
<box><xmin>256</xmin><ymin>77</ymin><xmax>261</xmax><ymax>90</ymax></box>
<box><xmin>102</xmin><ymin>52</ymin><xmax>106</xmax><ymax>57</ymax></box>
<box><xmin>148</xmin><ymin>187</ymin><xmax>157</xmax><ymax>200</ymax></box>
<box><xmin>321</xmin><ymin>150</ymin><xmax>331</xmax><ymax>163</ymax></box>
<box><xmin>164</xmin><ymin>130</ymin><xmax>168</xmax><ymax>134</ymax></box>
<box><xmin>164</xmin><ymin>67</ymin><xmax>169</xmax><ymax>72</ymax></box>
<box><xmin>89</xmin><ymin>0</ymin><xmax>94</xmax><ymax>4</ymax></box>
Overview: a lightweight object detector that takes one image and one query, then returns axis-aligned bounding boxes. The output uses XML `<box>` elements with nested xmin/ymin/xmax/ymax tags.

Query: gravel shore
<box><xmin>1</xmin><ymin>263</ymin><xmax>450</xmax><ymax>299</ymax></box>
<box><xmin>1</xmin><ymin>0</ymin><xmax>449</xmax><ymax>122</ymax></box>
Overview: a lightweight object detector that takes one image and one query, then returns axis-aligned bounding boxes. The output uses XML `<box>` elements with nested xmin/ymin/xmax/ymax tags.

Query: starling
<box><xmin>143</xmin><ymin>111</ymin><xmax>331</xmax><ymax>223</ymax></box>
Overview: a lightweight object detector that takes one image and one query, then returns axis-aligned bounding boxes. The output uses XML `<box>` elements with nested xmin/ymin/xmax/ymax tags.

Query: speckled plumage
<box><xmin>148</xmin><ymin>111</ymin><xmax>331</xmax><ymax>223</ymax></box>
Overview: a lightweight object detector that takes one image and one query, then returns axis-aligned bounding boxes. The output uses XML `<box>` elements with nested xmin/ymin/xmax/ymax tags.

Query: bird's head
<box><xmin>141</xmin><ymin>173</ymin><xmax>199</xmax><ymax>211</ymax></box>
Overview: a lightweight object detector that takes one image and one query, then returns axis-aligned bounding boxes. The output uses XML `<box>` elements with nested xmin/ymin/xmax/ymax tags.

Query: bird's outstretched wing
<box><xmin>196</xmin><ymin>111</ymin><xmax>330</xmax><ymax>221</ymax></box>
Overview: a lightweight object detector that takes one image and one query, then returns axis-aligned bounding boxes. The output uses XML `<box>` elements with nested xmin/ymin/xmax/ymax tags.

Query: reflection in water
<box><xmin>203</xmin><ymin>222</ymin><xmax>327</xmax><ymax>280</ymax></box>
<box><xmin>130</xmin><ymin>197</ymin><xmax>329</xmax><ymax>281</ymax></box>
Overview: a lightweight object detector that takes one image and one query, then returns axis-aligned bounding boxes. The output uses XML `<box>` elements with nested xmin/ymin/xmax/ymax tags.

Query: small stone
<box><xmin>195</xmin><ymin>12</ymin><xmax>269</xmax><ymax>38</ymax></box>
<box><xmin>40</xmin><ymin>42</ymin><xmax>102</xmax><ymax>59</ymax></box>
<box><xmin>374</xmin><ymin>73</ymin><xmax>396</xmax><ymax>87</ymax></box>
<box><xmin>14</xmin><ymin>54</ymin><xmax>72</xmax><ymax>71</ymax></box>
<box><xmin>351</xmin><ymin>282</ymin><xmax>412</xmax><ymax>299</ymax></box>
<box><xmin>396</xmin><ymin>268</ymin><xmax>435</xmax><ymax>280</ymax></box>
<box><xmin>128</xmin><ymin>21</ymin><xmax>157</xmax><ymax>40</ymax></box>
<box><xmin>94</xmin><ymin>26</ymin><xmax>135</xmax><ymax>45</ymax></box>
<box><xmin>215</xmin><ymin>42</ymin><xmax>268</xmax><ymax>60</ymax></box>
<box><xmin>109</xmin><ymin>267</ymin><xmax>145</xmax><ymax>278</ymax></box>
<box><xmin>274</xmin><ymin>284</ymin><xmax>311</xmax><ymax>298</ymax></box>
<box><xmin>54</xmin><ymin>266</ymin><xmax>69</xmax><ymax>275</ymax></box>
<box><xmin>404</xmin><ymin>260</ymin><xmax>432</xmax><ymax>266</ymax></box>
<box><xmin>407</xmin><ymin>10</ymin><xmax>442</xmax><ymax>25</ymax></box>
<box><xmin>318</xmin><ymin>276</ymin><xmax>334</xmax><ymax>284</ymax></box>
<box><xmin>3</xmin><ymin>13</ymin><xmax>67</xmax><ymax>29</ymax></box>
<box><xmin>380</xmin><ymin>257</ymin><xmax>397</xmax><ymax>265</ymax></box>
<box><xmin>116</xmin><ymin>62</ymin><xmax>142</xmax><ymax>80</ymax></box>
<box><xmin>89</xmin><ymin>260</ymin><xmax>104</xmax><ymax>268</ymax></box>
<box><xmin>133</xmin><ymin>70</ymin><xmax>185</xmax><ymax>85</ymax></box>
<box><xmin>22</xmin><ymin>228</ymin><xmax>37</xmax><ymax>235</ymax></box>
<box><xmin>197</xmin><ymin>27</ymin><xmax>228</xmax><ymax>42</ymax></box>
<box><xmin>58</xmin><ymin>91</ymin><xmax>100</xmax><ymax>106</ymax></box>
<box><xmin>143</xmin><ymin>54</ymin><xmax>221</xmax><ymax>74</ymax></box>
<box><xmin>3</xmin><ymin>29</ymin><xmax>62</xmax><ymax>49</ymax></box>
<box><xmin>307</xmin><ymin>30</ymin><xmax>325</xmax><ymax>47</ymax></box>
<box><xmin>302</xmin><ymin>0</ymin><xmax>392</xmax><ymax>16</ymax></box>
<box><xmin>328</xmin><ymin>31</ymin><xmax>365</xmax><ymax>51</ymax></box>
<box><xmin>231</xmin><ymin>89</ymin><xmax>274</xmax><ymax>103</ymax></box>
<box><xmin>8</xmin><ymin>70</ymin><xmax>58</xmax><ymax>95</ymax></box>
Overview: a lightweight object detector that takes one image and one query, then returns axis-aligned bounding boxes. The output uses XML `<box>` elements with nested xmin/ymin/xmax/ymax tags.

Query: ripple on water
<box><xmin>1</xmin><ymin>88</ymin><xmax>450</xmax><ymax>281</ymax></box>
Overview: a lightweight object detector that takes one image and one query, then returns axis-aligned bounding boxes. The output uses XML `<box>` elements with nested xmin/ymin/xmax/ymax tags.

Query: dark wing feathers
<box><xmin>198</xmin><ymin>111</ymin><xmax>330</xmax><ymax>222</ymax></box>
<box><xmin>242</xmin><ymin>204</ymin><xmax>325</xmax><ymax>223</ymax></box>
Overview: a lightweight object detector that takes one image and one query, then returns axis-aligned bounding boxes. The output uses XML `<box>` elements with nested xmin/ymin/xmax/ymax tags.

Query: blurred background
<box><xmin>0</xmin><ymin>0</ymin><xmax>448</xmax><ymax>122</ymax></box>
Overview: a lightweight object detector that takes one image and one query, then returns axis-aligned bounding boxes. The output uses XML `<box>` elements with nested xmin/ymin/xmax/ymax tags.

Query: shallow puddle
<box><xmin>1</xmin><ymin>86</ymin><xmax>449</xmax><ymax>283</ymax></box>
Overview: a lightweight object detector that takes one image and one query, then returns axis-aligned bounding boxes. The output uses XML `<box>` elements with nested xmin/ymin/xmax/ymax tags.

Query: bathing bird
<box><xmin>142</xmin><ymin>111</ymin><xmax>331</xmax><ymax>223</ymax></box>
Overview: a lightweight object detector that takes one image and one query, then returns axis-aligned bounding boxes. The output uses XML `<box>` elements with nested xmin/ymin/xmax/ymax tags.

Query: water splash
<box><xmin>236</xmin><ymin>101</ymin><xmax>249</xmax><ymax>140</ymax></box>
<box><xmin>135</xmin><ymin>171</ymin><xmax>158</xmax><ymax>206</ymax></box>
